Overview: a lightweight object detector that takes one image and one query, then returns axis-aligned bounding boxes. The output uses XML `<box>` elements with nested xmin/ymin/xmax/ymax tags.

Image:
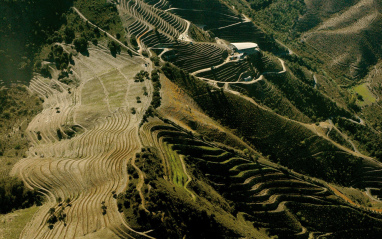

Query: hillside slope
<box><xmin>4</xmin><ymin>0</ymin><xmax>382</xmax><ymax>238</ymax></box>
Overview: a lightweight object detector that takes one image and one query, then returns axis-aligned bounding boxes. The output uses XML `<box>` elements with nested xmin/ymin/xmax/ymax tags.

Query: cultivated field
<box><xmin>11</xmin><ymin>45</ymin><xmax>154</xmax><ymax>239</ymax></box>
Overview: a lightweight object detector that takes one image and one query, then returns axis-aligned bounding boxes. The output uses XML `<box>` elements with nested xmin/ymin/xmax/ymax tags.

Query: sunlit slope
<box><xmin>302</xmin><ymin>0</ymin><xmax>382</xmax><ymax>79</ymax></box>
<box><xmin>12</xmin><ymin>45</ymin><xmax>154</xmax><ymax>239</ymax></box>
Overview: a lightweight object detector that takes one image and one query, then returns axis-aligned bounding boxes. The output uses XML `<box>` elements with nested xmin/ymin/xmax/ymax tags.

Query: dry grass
<box><xmin>157</xmin><ymin>75</ymin><xmax>252</xmax><ymax>150</ymax></box>
<box><xmin>10</xmin><ymin>44</ymin><xmax>153</xmax><ymax>238</ymax></box>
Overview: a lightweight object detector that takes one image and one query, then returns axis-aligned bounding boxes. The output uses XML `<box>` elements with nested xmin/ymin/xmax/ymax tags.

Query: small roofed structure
<box><xmin>229</xmin><ymin>42</ymin><xmax>259</xmax><ymax>55</ymax></box>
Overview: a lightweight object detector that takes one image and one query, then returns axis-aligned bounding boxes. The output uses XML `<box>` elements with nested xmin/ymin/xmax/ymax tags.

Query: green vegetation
<box><xmin>188</xmin><ymin>24</ymin><xmax>214</xmax><ymax>42</ymax></box>
<box><xmin>134</xmin><ymin>70</ymin><xmax>149</xmax><ymax>83</ymax></box>
<box><xmin>140</xmin><ymin>119</ymin><xmax>382</xmax><ymax>238</ymax></box>
<box><xmin>150</xmin><ymin>70</ymin><xmax>162</xmax><ymax>109</ymax></box>
<box><xmin>247</xmin><ymin>0</ymin><xmax>306</xmax><ymax>36</ymax></box>
<box><xmin>0</xmin><ymin>86</ymin><xmax>43</xmax><ymax>214</ymax></box>
<box><xmin>107</xmin><ymin>40</ymin><xmax>121</xmax><ymax>57</ymax></box>
<box><xmin>74</xmin><ymin>0</ymin><xmax>125</xmax><ymax>38</ymax></box>
<box><xmin>334</xmin><ymin>117</ymin><xmax>382</xmax><ymax>161</ymax></box>
<box><xmin>350</xmin><ymin>84</ymin><xmax>377</xmax><ymax>106</ymax></box>
<box><xmin>334</xmin><ymin>186</ymin><xmax>373</xmax><ymax>208</ymax></box>
<box><xmin>264</xmin><ymin>70</ymin><xmax>352</xmax><ymax>121</ymax></box>
<box><xmin>288</xmin><ymin>203</ymin><xmax>382</xmax><ymax>234</ymax></box>
<box><xmin>0</xmin><ymin>177</ymin><xmax>42</xmax><ymax>214</ymax></box>
<box><xmin>0</xmin><ymin>205</ymin><xmax>40</xmax><ymax>239</ymax></box>
<box><xmin>363</xmin><ymin>104</ymin><xmax>382</xmax><ymax>132</ymax></box>
<box><xmin>73</xmin><ymin>37</ymin><xmax>89</xmax><ymax>53</ymax></box>
<box><xmin>3</xmin><ymin>0</ymin><xmax>132</xmax><ymax>87</ymax></box>
<box><xmin>162</xmin><ymin>142</ymin><xmax>190</xmax><ymax>190</ymax></box>
<box><xmin>140</xmin><ymin>70</ymin><xmax>161</xmax><ymax>125</ymax></box>
<box><xmin>34</xmin><ymin>45</ymin><xmax>73</xmax><ymax>78</ymax></box>
<box><xmin>4</xmin><ymin>0</ymin><xmax>382</xmax><ymax>236</ymax></box>
<box><xmin>150</xmin><ymin>56</ymin><xmax>160</xmax><ymax>66</ymax></box>
<box><xmin>0</xmin><ymin>86</ymin><xmax>42</xmax><ymax>163</ymax></box>
<box><xmin>0</xmin><ymin>0</ymin><xmax>73</xmax><ymax>85</ymax></box>
<box><xmin>327</xmin><ymin>129</ymin><xmax>353</xmax><ymax>150</ymax></box>
<box><xmin>46</xmin><ymin>199</ymin><xmax>71</xmax><ymax>229</ymax></box>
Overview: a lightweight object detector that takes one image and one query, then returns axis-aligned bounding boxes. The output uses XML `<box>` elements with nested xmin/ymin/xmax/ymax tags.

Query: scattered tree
<box><xmin>73</xmin><ymin>37</ymin><xmax>88</xmax><ymax>53</ymax></box>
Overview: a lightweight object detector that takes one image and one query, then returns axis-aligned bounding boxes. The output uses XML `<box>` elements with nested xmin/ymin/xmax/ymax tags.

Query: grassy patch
<box><xmin>163</xmin><ymin>143</ymin><xmax>188</xmax><ymax>187</ymax></box>
<box><xmin>350</xmin><ymin>83</ymin><xmax>377</xmax><ymax>106</ymax></box>
<box><xmin>0</xmin><ymin>206</ymin><xmax>39</xmax><ymax>239</ymax></box>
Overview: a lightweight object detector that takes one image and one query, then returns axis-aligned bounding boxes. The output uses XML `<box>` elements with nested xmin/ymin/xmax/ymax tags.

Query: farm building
<box><xmin>229</xmin><ymin>42</ymin><xmax>259</xmax><ymax>55</ymax></box>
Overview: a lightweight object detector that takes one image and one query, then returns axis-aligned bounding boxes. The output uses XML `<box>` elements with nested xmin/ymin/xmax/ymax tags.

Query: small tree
<box><xmin>63</xmin><ymin>26</ymin><xmax>75</xmax><ymax>44</ymax></box>
<box><xmin>94</xmin><ymin>27</ymin><xmax>100</xmax><ymax>37</ymax></box>
<box><xmin>92</xmin><ymin>38</ymin><xmax>98</xmax><ymax>46</ymax></box>
<box><xmin>49</xmin><ymin>207</ymin><xmax>55</xmax><ymax>214</ymax></box>
<box><xmin>73</xmin><ymin>37</ymin><xmax>88</xmax><ymax>53</ymax></box>
<box><xmin>108</xmin><ymin>41</ymin><xmax>121</xmax><ymax>56</ymax></box>
<box><xmin>130</xmin><ymin>36</ymin><xmax>138</xmax><ymax>48</ymax></box>
<box><xmin>127</xmin><ymin>49</ymin><xmax>133</xmax><ymax>57</ymax></box>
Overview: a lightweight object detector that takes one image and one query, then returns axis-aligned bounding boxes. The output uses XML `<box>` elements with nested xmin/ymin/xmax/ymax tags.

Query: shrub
<box><xmin>130</xmin><ymin>35</ymin><xmax>138</xmax><ymax>48</ymax></box>
<box><xmin>73</xmin><ymin>37</ymin><xmax>88</xmax><ymax>52</ymax></box>
<box><xmin>63</xmin><ymin>26</ymin><xmax>75</xmax><ymax>44</ymax></box>
<box><xmin>0</xmin><ymin>177</ymin><xmax>42</xmax><ymax>214</ymax></box>
<box><xmin>108</xmin><ymin>41</ymin><xmax>121</xmax><ymax>56</ymax></box>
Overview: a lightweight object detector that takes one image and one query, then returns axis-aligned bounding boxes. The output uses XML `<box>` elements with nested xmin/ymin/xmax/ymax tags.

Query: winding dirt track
<box><xmin>11</xmin><ymin>47</ymin><xmax>154</xmax><ymax>239</ymax></box>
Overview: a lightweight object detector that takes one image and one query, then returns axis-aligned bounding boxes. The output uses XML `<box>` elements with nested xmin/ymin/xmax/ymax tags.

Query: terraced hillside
<box><xmin>211</xmin><ymin>22</ymin><xmax>268</xmax><ymax>47</ymax></box>
<box><xmin>163</xmin><ymin>42</ymin><xmax>228</xmax><ymax>73</ymax></box>
<box><xmin>11</xmin><ymin>44</ymin><xmax>154</xmax><ymax>239</ymax></box>
<box><xmin>196</xmin><ymin>60</ymin><xmax>251</xmax><ymax>82</ymax></box>
<box><xmin>5</xmin><ymin>0</ymin><xmax>382</xmax><ymax>238</ymax></box>
<box><xmin>139</xmin><ymin>118</ymin><xmax>382</xmax><ymax>238</ymax></box>
<box><xmin>119</xmin><ymin>0</ymin><xmax>188</xmax><ymax>48</ymax></box>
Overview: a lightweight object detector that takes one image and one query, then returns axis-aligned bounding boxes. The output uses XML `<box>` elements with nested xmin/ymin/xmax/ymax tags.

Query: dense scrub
<box><xmin>264</xmin><ymin>69</ymin><xmax>352</xmax><ymax>121</ymax></box>
<box><xmin>0</xmin><ymin>86</ymin><xmax>42</xmax><ymax>159</ymax></box>
<box><xmin>247</xmin><ymin>0</ymin><xmax>306</xmax><ymax>35</ymax></box>
<box><xmin>334</xmin><ymin>117</ymin><xmax>382</xmax><ymax>161</ymax></box>
<box><xmin>0</xmin><ymin>89</ymin><xmax>43</xmax><ymax>215</ymax></box>
<box><xmin>0</xmin><ymin>86</ymin><xmax>43</xmax><ymax>214</ymax></box>
<box><xmin>0</xmin><ymin>0</ymin><xmax>74</xmax><ymax>85</ymax></box>
<box><xmin>74</xmin><ymin>0</ymin><xmax>125</xmax><ymax>37</ymax></box>
<box><xmin>0</xmin><ymin>177</ymin><xmax>41</xmax><ymax>214</ymax></box>
<box><xmin>188</xmin><ymin>24</ymin><xmax>214</xmax><ymax>42</ymax></box>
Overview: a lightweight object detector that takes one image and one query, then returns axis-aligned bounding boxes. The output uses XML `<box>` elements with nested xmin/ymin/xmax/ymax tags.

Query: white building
<box><xmin>229</xmin><ymin>42</ymin><xmax>259</xmax><ymax>55</ymax></box>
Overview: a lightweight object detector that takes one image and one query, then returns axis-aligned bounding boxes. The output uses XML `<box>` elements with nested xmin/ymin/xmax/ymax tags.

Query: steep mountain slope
<box><xmin>301</xmin><ymin>0</ymin><xmax>382</xmax><ymax>79</ymax></box>
<box><xmin>3</xmin><ymin>0</ymin><xmax>382</xmax><ymax>238</ymax></box>
<box><xmin>227</xmin><ymin>0</ymin><xmax>382</xmax><ymax>80</ymax></box>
